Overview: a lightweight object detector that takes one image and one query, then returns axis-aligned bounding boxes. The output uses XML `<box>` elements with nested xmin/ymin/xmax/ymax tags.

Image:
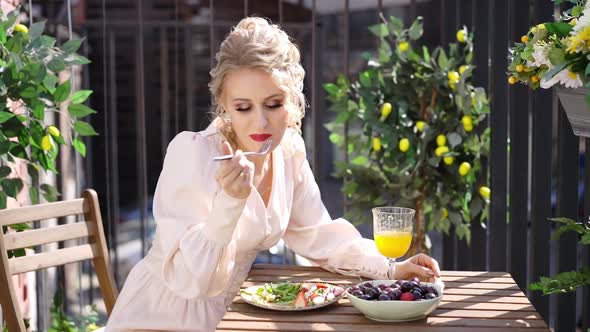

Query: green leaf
<box><xmin>581</xmin><ymin>233</ymin><xmax>590</xmax><ymax>245</ymax></box>
<box><xmin>359</xmin><ymin>71</ymin><xmax>372</xmax><ymax>87</ymax></box>
<box><xmin>47</xmin><ymin>59</ymin><xmax>65</xmax><ymax>72</ymax></box>
<box><xmin>544</xmin><ymin>22</ymin><xmax>573</xmax><ymax>38</ymax></box>
<box><xmin>329</xmin><ymin>133</ymin><xmax>343</xmax><ymax>145</ymax></box>
<box><xmin>437</xmin><ymin>49</ymin><xmax>448</xmax><ymax>69</ymax></box>
<box><xmin>423</xmin><ymin>46</ymin><xmax>430</xmax><ymax>62</ymax></box>
<box><xmin>1</xmin><ymin>178</ymin><xmax>23</xmax><ymax>198</ymax></box>
<box><xmin>43</xmin><ymin>74</ymin><xmax>59</xmax><ymax>93</ymax></box>
<box><xmin>0</xmin><ymin>26</ymin><xmax>6</xmax><ymax>44</ymax></box>
<box><xmin>28</xmin><ymin>20</ymin><xmax>46</xmax><ymax>40</ymax></box>
<box><xmin>10</xmin><ymin>223</ymin><xmax>31</xmax><ymax>231</ymax></box>
<box><xmin>544</xmin><ymin>62</ymin><xmax>568</xmax><ymax>80</ymax></box>
<box><xmin>0</xmin><ymin>166</ymin><xmax>11</xmax><ymax>179</ymax></box>
<box><xmin>64</xmin><ymin>54</ymin><xmax>91</xmax><ymax>65</ymax></box>
<box><xmin>53</xmin><ymin>80</ymin><xmax>71</xmax><ymax>103</ymax></box>
<box><xmin>323</xmin><ymin>83</ymin><xmax>339</xmax><ymax>95</ymax></box>
<box><xmin>0</xmin><ymin>111</ymin><xmax>15</xmax><ymax>123</ymax></box>
<box><xmin>548</xmin><ymin>48</ymin><xmax>565</xmax><ymax>66</ymax></box>
<box><xmin>27</xmin><ymin>164</ymin><xmax>39</xmax><ymax>184</ymax></box>
<box><xmin>388</xmin><ymin>16</ymin><xmax>403</xmax><ymax>36</ymax></box>
<box><xmin>40</xmin><ymin>184</ymin><xmax>59</xmax><ymax>202</ymax></box>
<box><xmin>29</xmin><ymin>187</ymin><xmax>39</xmax><ymax>205</ymax></box>
<box><xmin>447</xmin><ymin>132</ymin><xmax>462</xmax><ymax>148</ymax></box>
<box><xmin>20</xmin><ymin>86</ymin><xmax>37</xmax><ymax>98</ymax></box>
<box><xmin>408</xmin><ymin>17</ymin><xmax>423</xmax><ymax>40</ymax></box>
<box><xmin>368</xmin><ymin>23</ymin><xmax>388</xmax><ymax>37</ymax></box>
<box><xmin>351</xmin><ymin>156</ymin><xmax>369</xmax><ymax>166</ymax></box>
<box><xmin>68</xmin><ymin>104</ymin><xmax>96</xmax><ymax>117</ymax></box>
<box><xmin>72</xmin><ymin>137</ymin><xmax>86</xmax><ymax>157</ymax></box>
<box><xmin>0</xmin><ymin>191</ymin><xmax>6</xmax><ymax>209</ymax></box>
<box><xmin>61</xmin><ymin>39</ymin><xmax>82</xmax><ymax>54</ymax></box>
<box><xmin>73</xmin><ymin>121</ymin><xmax>98</xmax><ymax>136</ymax></box>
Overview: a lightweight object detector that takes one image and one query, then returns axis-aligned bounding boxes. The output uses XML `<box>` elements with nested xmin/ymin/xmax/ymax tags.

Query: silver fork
<box><xmin>213</xmin><ymin>139</ymin><xmax>273</xmax><ymax>161</ymax></box>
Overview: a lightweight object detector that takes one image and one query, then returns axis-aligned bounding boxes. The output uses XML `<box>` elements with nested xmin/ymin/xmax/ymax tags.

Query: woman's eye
<box><xmin>236</xmin><ymin>107</ymin><xmax>251</xmax><ymax>112</ymax></box>
<box><xmin>266</xmin><ymin>104</ymin><xmax>283</xmax><ymax>109</ymax></box>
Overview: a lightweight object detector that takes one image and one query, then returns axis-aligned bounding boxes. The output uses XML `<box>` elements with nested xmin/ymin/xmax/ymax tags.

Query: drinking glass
<box><xmin>372</xmin><ymin>207</ymin><xmax>415</xmax><ymax>270</ymax></box>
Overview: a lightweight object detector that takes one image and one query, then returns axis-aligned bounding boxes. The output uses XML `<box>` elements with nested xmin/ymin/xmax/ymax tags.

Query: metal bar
<box><xmin>244</xmin><ymin>0</ymin><xmax>248</xmax><ymax>17</ymax></box>
<box><xmin>583</xmin><ymin>139</ymin><xmax>590</xmax><ymax>332</ymax></box>
<box><xmin>279</xmin><ymin>0</ymin><xmax>283</xmax><ymax>26</ymax></box>
<box><xmin>311</xmin><ymin>0</ymin><xmax>318</xmax><ymax>177</ymax></box>
<box><xmin>108</xmin><ymin>31</ymin><xmax>120</xmax><ymax>286</ymax></box>
<box><xmin>160</xmin><ymin>28</ymin><xmax>170</xmax><ymax>158</ymax></box>
<box><xmin>528</xmin><ymin>1</ymin><xmax>553</xmax><ymax>322</ymax></box>
<box><xmin>176</xmin><ymin>0</ymin><xmax>180</xmax><ymax>134</ymax></box>
<box><xmin>410</xmin><ymin>0</ymin><xmax>417</xmax><ymax>21</ymax></box>
<box><xmin>470</xmin><ymin>0</ymin><xmax>489</xmax><ymax>272</ymax></box>
<box><xmin>508</xmin><ymin>0</ymin><xmax>530</xmax><ymax>293</ymax></box>
<box><xmin>555</xmin><ymin>104</ymin><xmax>578</xmax><ymax>332</ymax></box>
<box><xmin>185</xmin><ymin>25</ymin><xmax>194</xmax><ymax>131</ymax></box>
<box><xmin>210</xmin><ymin>0</ymin><xmax>215</xmax><ymax>68</ymax></box>
<box><xmin>340</xmin><ymin>0</ymin><xmax>349</xmax><ymax>210</ymax></box>
<box><xmin>136</xmin><ymin>0</ymin><xmax>149</xmax><ymax>257</ymax></box>
<box><xmin>488</xmin><ymin>0</ymin><xmax>509</xmax><ymax>272</ymax></box>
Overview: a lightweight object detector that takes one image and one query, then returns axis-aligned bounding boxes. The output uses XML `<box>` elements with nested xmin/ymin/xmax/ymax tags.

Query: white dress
<box><xmin>105</xmin><ymin>120</ymin><xmax>390</xmax><ymax>332</ymax></box>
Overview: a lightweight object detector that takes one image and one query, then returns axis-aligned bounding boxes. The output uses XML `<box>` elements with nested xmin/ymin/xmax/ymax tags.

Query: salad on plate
<box><xmin>240</xmin><ymin>282</ymin><xmax>345</xmax><ymax>311</ymax></box>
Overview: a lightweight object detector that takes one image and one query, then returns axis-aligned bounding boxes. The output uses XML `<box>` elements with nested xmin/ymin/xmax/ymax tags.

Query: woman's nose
<box><xmin>256</xmin><ymin>109</ymin><xmax>269</xmax><ymax>128</ymax></box>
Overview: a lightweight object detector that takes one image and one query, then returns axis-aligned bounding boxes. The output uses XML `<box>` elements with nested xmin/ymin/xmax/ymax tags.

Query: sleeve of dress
<box><xmin>152</xmin><ymin>132</ymin><xmax>247</xmax><ymax>299</ymax></box>
<box><xmin>282</xmin><ymin>135</ymin><xmax>391</xmax><ymax>280</ymax></box>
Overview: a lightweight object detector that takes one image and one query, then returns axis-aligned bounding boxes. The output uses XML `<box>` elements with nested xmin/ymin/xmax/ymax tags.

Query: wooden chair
<box><xmin>0</xmin><ymin>189</ymin><xmax>118</xmax><ymax>332</ymax></box>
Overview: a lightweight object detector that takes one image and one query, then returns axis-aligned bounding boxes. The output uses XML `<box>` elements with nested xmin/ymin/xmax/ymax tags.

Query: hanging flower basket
<box><xmin>556</xmin><ymin>87</ymin><xmax>590</xmax><ymax>138</ymax></box>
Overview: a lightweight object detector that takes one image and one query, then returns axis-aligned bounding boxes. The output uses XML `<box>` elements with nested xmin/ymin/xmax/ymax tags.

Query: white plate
<box><xmin>240</xmin><ymin>283</ymin><xmax>346</xmax><ymax>311</ymax></box>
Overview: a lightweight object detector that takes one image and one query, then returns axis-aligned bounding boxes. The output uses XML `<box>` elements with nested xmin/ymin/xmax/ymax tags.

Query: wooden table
<box><xmin>217</xmin><ymin>264</ymin><xmax>550</xmax><ymax>332</ymax></box>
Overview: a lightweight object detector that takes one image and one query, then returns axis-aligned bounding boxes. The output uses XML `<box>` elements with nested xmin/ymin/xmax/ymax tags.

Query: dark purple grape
<box><xmin>363</xmin><ymin>282</ymin><xmax>373</xmax><ymax>288</ymax></box>
<box><xmin>409</xmin><ymin>281</ymin><xmax>420</xmax><ymax>289</ymax></box>
<box><xmin>410</xmin><ymin>289</ymin><xmax>422</xmax><ymax>300</ymax></box>
<box><xmin>377</xmin><ymin>284</ymin><xmax>387</xmax><ymax>290</ymax></box>
<box><xmin>395</xmin><ymin>280</ymin><xmax>404</xmax><ymax>286</ymax></box>
<box><xmin>360</xmin><ymin>294</ymin><xmax>373</xmax><ymax>301</ymax></box>
<box><xmin>350</xmin><ymin>290</ymin><xmax>363</xmax><ymax>297</ymax></box>
<box><xmin>350</xmin><ymin>286</ymin><xmax>361</xmax><ymax>292</ymax></box>
<box><xmin>378</xmin><ymin>293</ymin><xmax>390</xmax><ymax>301</ymax></box>
<box><xmin>424</xmin><ymin>292</ymin><xmax>437</xmax><ymax>300</ymax></box>
<box><xmin>389</xmin><ymin>289</ymin><xmax>402</xmax><ymax>300</ymax></box>
<box><xmin>426</xmin><ymin>286</ymin><xmax>439</xmax><ymax>296</ymax></box>
<box><xmin>383</xmin><ymin>287</ymin><xmax>394</xmax><ymax>293</ymax></box>
<box><xmin>364</xmin><ymin>288</ymin><xmax>377</xmax><ymax>299</ymax></box>
<box><xmin>420</xmin><ymin>285</ymin><xmax>429</xmax><ymax>293</ymax></box>
<box><xmin>401</xmin><ymin>281</ymin><xmax>413</xmax><ymax>292</ymax></box>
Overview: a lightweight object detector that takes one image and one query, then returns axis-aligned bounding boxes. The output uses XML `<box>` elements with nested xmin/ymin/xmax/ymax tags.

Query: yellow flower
<box><xmin>380</xmin><ymin>102</ymin><xmax>392</xmax><ymax>121</ymax></box>
<box><xmin>436</xmin><ymin>134</ymin><xmax>447</xmax><ymax>147</ymax></box>
<box><xmin>459</xmin><ymin>162</ymin><xmax>471</xmax><ymax>176</ymax></box>
<box><xmin>520</xmin><ymin>35</ymin><xmax>528</xmax><ymax>43</ymax></box>
<box><xmin>508</xmin><ymin>76</ymin><xmax>518</xmax><ymax>84</ymax></box>
<box><xmin>479</xmin><ymin>186</ymin><xmax>491</xmax><ymax>200</ymax></box>
<box><xmin>531</xmin><ymin>75</ymin><xmax>539</xmax><ymax>83</ymax></box>
<box><xmin>570</xmin><ymin>18</ymin><xmax>578</xmax><ymax>26</ymax></box>
<box><xmin>456</xmin><ymin>29</ymin><xmax>466</xmax><ymax>43</ymax></box>
<box><xmin>416</xmin><ymin>121</ymin><xmax>426</xmax><ymax>132</ymax></box>
<box><xmin>441</xmin><ymin>208</ymin><xmax>448</xmax><ymax>220</ymax></box>
<box><xmin>516</xmin><ymin>64</ymin><xmax>524</xmax><ymax>72</ymax></box>
<box><xmin>443</xmin><ymin>156</ymin><xmax>454</xmax><ymax>165</ymax></box>
<box><xmin>41</xmin><ymin>135</ymin><xmax>53</xmax><ymax>151</ymax></box>
<box><xmin>435</xmin><ymin>146</ymin><xmax>449</xmax><ymax>157</ymax></box>
<box><xmin>14</xmin><ymin>24</ymin><xmax>28</xmax><ymax>34</ymax></box>
<box><xmin>398</xmin><ymin>41</ymin><xmax>409</xmax><ymax>52</ymax></box>
<box><xmin>372</xmin><ymin>137</ymin><xmax>382</xmax><ymax>152</ymax></box>
<box><xmin>399</xmin><ymin>138</ymin><xmax>410</xmax><ymax>152</ymax></box>
<box><xmin>459</xmin><ymin>65</ymin><xmax>469</xmax><ymax>75</ymax></box>
<box><xmin>48</xmin><ymin>125</ymin><xmax>60</xmax><ymax>137</ymax></box>
<box><xmin>567</xmin><ymin>26</ymin><xmax>590</xmax><ymax>54</ymax></box>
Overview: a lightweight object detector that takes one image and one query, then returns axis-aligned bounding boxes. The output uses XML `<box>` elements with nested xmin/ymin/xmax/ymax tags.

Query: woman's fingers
<box><xmin>413</xmin><ymin>253</ymin><xmax>441</xmax><ymax>278</ymax></box>
<box><xmin>215</xmin><ymin>145</ymin><xmax>255</xmax><ymax>198</ymax></box>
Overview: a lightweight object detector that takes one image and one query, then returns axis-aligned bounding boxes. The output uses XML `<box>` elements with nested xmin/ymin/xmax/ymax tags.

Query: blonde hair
<box><xmin>208</xmin><ymin>17</ymin><xmax>306</xmax><ymax>138</ymax></box>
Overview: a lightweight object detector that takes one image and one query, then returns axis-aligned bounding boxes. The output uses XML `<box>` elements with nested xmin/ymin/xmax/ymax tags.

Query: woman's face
<box><xmin>222</xmin><ymin>67</ymin><xmax>289</xmax><ymax>154</ymax></box>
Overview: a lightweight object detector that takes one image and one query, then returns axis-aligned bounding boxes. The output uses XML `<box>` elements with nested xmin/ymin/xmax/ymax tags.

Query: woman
<box><xmin>106</xmin><ymin>17</ymin><xmax>440</xmax><ymax>332</ymax></box>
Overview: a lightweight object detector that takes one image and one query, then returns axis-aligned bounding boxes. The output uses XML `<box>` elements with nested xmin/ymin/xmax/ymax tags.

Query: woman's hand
<box><xmin>215</xmin><ymin>142</ymin><xmax>254</xmax><ymax>199</ymax></box>
<box><xmin>394</xmin><ymin>253</ymin><xmax>441</xmax><ymax>282</ymax></box>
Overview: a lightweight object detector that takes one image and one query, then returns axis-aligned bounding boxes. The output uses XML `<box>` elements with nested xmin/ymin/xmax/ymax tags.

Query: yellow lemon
<box><xmin>479</xmin><ymin>186</ymin><xmax>491</xmax><ymax>200</ymax></box>
<box><xmin>531</xmin><ymin>75</ymin><xmax>539</xmax><ymax>83</ymax></box>
<box><xmin>416</xmin><ymin>121</ymin><xmax>426</xmax><ymax>132</ymax></box>
<box><xmin>520</xmin><ymin>35</ymin><xmax>528</xmax><ymax>43</ymax></box>
<box><xmin>87</xmin><ymin>324</ymin><xmax>101</xmax><ymax>332</ymax></box>
<box><xmin>398</xmin><ymin>41</ymin><xmax>409</xmax><ymax>52</ymax></box>
<box><xmin>41</xmin><ymin>135</ymin><xmax>52</xmax><ymax>151</ymax></box>
<box><xmin>462</xmin><ymin>115</ymin><xmax>473</xmax><ymax>132</ymax></box>
<box><xmin>456</xmin><ymin>29</ymin><xmax>466</xmax><ymax>43</ymax></box>
<box><xmin>449</xmin><ymin>81</ymin><xmax>456</xmax><ymax>90</ymax></box>
<box><xmin>380</xmin><ymin>102</ymin><xmax>392</xmax><ymax>121</ymax></box>
<box><xmin>372</xmin><ymin>137</ymin><xmax>382</xmax><ymax>152</ymax></box>
<box><xmin>447</xmin><ymin>71</ymin><xmax>460</xmax><ymax>83</ymax></box>
<box><xmin>516</xmin><ymin>64</ymin><xmax>524</xmax><ymax>72</ymax></box>
<box><xmin>459</xmin><ymin>65</ymin><xmax>469</xmax><ymax>75</ymax></box>
<box><xmin>14</xmin><ymin>24</ymin><xmax>28</xmax><ymax>34</ymax></box>
<box><xmin>436</xmin><ymin>134</ymin><xmax>447</xmax><ymax>147</ymax></box>
<box><xmin>464</xmin><ymin>123</ymin><xmax>473</xmax><ymax>132</ymax></box>
<box><xmin>459</xmin><ymin>162</ymin><xmax>471</xmax><ymax>176</ymax></box>
<box><xmin>508</xmin><ymin>76</ymin><xmax>518</xmax><ymax>84</ymax></box>
<box><xmin>435</xmin><ymin>146</ymin><xmax>449</xmax><ymax>157</ymax></box>
<box><xmin>443</xmin><ymin>156</ymin><xmax>454</xmax><ymax>165</ymax></box>
<box><xmin>441</xmin><ymin>208</ymin><xmax>449</xmax><ymax>220</ymax></box>
<box><xmin>48</xmin><ymin>125</ymin><xmax>60</xmax><ymax>137</ymax></box>
<box><xmin>399</xmin><ymin>138</ymin><xmax>410</xmax><ymax>152</ymax></box>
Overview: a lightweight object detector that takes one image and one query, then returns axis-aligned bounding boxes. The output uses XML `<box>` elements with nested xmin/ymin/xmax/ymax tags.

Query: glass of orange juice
<box><xmin>372</xmin><ymin>207</ymin><xmax>415</xmax><ymax>268</ymax></box>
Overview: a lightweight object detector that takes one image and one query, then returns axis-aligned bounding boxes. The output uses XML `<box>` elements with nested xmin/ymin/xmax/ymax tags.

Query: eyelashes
<box><xmin>236</xmin><ymin>104</ymin><xmax>283</xmax><ymax>112</ymax></box>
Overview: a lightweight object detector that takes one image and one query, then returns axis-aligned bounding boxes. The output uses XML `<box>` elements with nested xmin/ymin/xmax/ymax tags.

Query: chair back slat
<box><xmin>0</xmin><ymin>199</ymin><xmax>85</xmax><ymax>226</ymax></box>
<box><xmin>0</xmin><ymin>189</ymin><xmax>118</xmax><ymax>332</ymax></box>
<box><xmin>9</xmin><ymin>243</ymin><xmax>97</xmax><ymax>275</ymax></box>
<box><xmin>4</xmin><ymin>221</ymin><xmax>97</xmax><ymax>250</ymax></box>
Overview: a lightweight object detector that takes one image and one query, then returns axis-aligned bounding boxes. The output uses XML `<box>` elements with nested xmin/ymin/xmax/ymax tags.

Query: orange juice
<box><xmin>374</xmin><ymin>231</ymin><xmax>413</xmax><ymax>258</ymax></box>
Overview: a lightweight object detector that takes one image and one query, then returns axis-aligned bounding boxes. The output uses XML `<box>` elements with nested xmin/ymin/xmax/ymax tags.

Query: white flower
<box><xmin>573</xmin><ymin>6</ymin><xmax>590</xmax><ymax>33</ymax></box>
<box><xmin>540</xmin><ymin>69</ymin><xmax>583</xmax><ymax>89</ymax></box>
<box><xmin>527</xmin><ymin>43</ymin><xmax>551</xmax><ymax>68</ymax></box>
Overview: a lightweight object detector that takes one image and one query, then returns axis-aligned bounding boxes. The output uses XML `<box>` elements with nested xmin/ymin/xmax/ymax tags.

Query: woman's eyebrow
<box><xmin>264</xmin><ymin>93</ymin><xmax>284</xmax><ymax>100</ymax></box>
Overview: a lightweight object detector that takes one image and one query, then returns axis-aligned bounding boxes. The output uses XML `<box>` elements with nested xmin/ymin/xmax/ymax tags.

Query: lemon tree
<box><xmin>0</xmin><ymin>7</ymin><xmax>97</xmax><ymax>253</ymax></box>
<box><xmin>324</xmin><ymin>16</ymin><xmax>490</xmax><ymax>251</ymax></box>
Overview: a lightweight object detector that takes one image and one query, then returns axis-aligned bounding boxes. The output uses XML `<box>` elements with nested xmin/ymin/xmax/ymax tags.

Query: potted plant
<box><xmin>0</xmin><ymin>7</ymin><xmax>98</xmax><ymax>255</ymax></box>
<box><xmin>324</xmin><ymin>16</ymin><xmax>490</xmax><ymax>254</ymax></box>
<box><xmin>507</xmin><ymin>0</ymin><xmax>590</xmax><ymax>137</ymax></box>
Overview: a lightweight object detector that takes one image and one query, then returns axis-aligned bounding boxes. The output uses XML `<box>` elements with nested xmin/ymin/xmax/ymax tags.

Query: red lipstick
<box><xmin>249</xmin><ymin>134</ymin><xmax>272</xmax><ymax>142</ymax></box>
